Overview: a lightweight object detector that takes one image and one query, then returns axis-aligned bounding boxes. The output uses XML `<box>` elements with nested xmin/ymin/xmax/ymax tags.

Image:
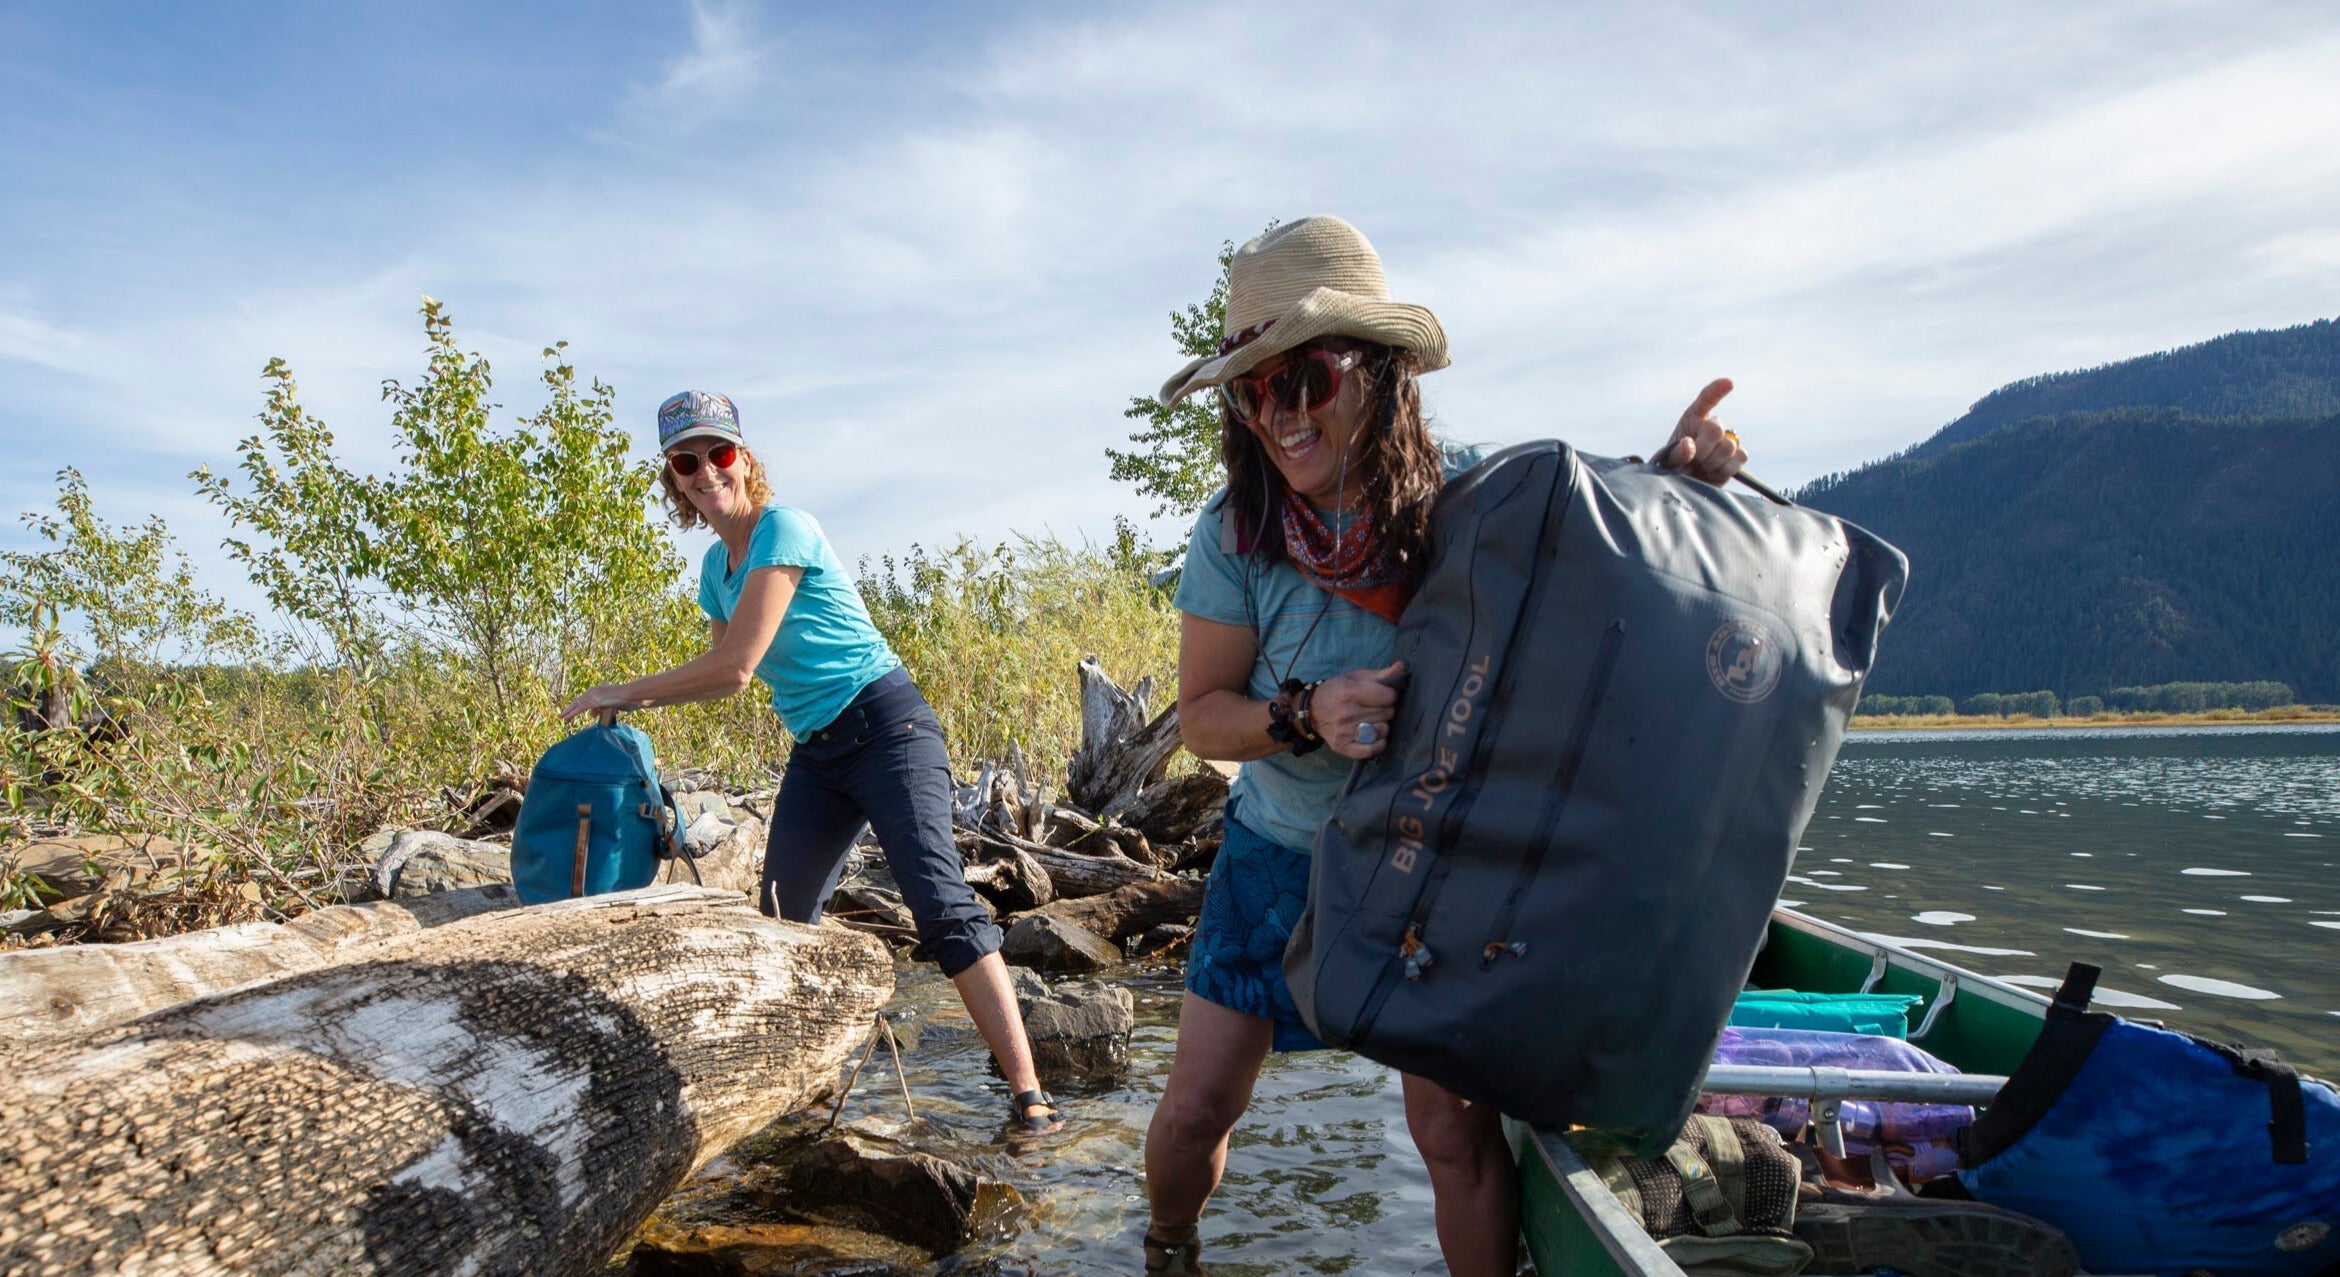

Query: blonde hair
<box><xmin>658</xmin><ymin>445</ymin><xmax>773</xmax><ymax>530</ymax></box>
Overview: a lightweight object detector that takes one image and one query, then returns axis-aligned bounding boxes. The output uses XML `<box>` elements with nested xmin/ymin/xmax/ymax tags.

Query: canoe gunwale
<box><xmin>1767</xmin><ymin>907</ymin><xmax>2057</xmax><ymax>1023</ymax></box>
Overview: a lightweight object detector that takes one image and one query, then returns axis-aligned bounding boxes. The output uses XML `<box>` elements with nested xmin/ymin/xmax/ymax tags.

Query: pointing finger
<box><xmin>1683</xmin><ymin>377</ymin><xmax>1733</xmax><ymax>423</ymax></box>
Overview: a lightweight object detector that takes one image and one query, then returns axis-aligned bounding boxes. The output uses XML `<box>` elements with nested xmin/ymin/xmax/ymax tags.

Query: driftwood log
<box><xmin>1116</xmin><ymin>769</ymin><xmax>1230</xmax><ymax>849</ymax></box>
<box><xmin>962</xmin><ymin>851</ymin><xmax>1054</xmax><ymax>913</ymax></box>
<box><xmin>1031</xmin><ymin>878</ymin><xmax>1208</xmax><ymax>943</ymax></box>
<box><xmin>0</xmin><ymin>884</ymin><xmax>522</xmax><ymax>1048</ymax></box>
<box><xmin>1041</xmin><ymin>805</ymin><xmax>1162</xmax><ymax>866</ymax></box>
<box><xmin>0</xmin><ymin>885</ymin><xmax>892</xmax><ymax>1277</ymax></box>
<box><xmin>963</xmin><ymin>826</ymin><xmax>1165</xmax><ymax>900</ymax></box>
<box><xmin>1066</xmin><ymin>657</ymin><xmax>1182</xmax><ymax>819</ymax></box>
<box><xmin>1020</xmin><ymin>847</ymin><xmax>1163</xmax><ymax>900</ymax></box>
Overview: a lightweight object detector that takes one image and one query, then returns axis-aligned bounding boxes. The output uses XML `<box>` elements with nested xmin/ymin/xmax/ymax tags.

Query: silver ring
<box><xmin>1355</xmin><ymin>722</ymin><xmax>1380</xmax><ymax>745</ymax></box>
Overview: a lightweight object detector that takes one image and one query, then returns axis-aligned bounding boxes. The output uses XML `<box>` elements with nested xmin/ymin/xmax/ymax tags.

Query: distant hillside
<box><xmin>1910</xmin><ymin>317</ymin><xmax>2340</xmax><ymax>458</ymax></box>
<box><xmin>1800</xmin><ymin>410</ymin><xmax>2340</xmax><ymax>703</ymax></box>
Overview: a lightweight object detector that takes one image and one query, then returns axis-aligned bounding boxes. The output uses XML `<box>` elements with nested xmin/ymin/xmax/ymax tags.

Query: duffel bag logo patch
<box><xmin>1706</xmin><ymin>620</ymin><xmax>1783</xmax><ymax>703</ymax></box>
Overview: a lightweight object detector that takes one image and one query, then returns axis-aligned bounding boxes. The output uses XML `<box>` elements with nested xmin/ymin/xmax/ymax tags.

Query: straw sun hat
<box><xmin>1157</xmin><ymin>215</ymin><xmax>1450</xmax><ymax>407</ymax></box>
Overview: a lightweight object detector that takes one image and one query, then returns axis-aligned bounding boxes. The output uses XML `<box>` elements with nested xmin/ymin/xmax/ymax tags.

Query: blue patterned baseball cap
<box><xmin>656</xmin><ymin>390</ymin><xmax>743</xmax><ymax>449</ymax></box>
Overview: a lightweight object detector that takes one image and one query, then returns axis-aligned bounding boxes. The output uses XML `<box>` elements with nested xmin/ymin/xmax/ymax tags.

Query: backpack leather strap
<box><xmin>571</xmin><ymin>804</ymin><xmax>592</xmax><ymax>897</ymax></box>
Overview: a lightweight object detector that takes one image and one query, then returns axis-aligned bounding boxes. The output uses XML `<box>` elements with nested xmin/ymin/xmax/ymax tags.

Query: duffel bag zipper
<box><xmin>1481</xmin><ymin>619</ymin><xmax>1624</xmax><ymax>967</ymax></box>
<box><xmin>1350</xmin><ymin>451</ymin><xmax>1571</xmax><ymax>1040</ymax></box>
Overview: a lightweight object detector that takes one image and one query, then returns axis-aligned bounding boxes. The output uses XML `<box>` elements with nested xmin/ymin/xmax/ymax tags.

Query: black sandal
<box><xmin>1010</xmin><ymin>1087</ymin><xmax>1062</xmax><ymax>1133</ymax></box>
<box><xmin>1143</xmin><ymin>1228</ymin><xmax>1206</xmax><ymax>1275</ymax></box>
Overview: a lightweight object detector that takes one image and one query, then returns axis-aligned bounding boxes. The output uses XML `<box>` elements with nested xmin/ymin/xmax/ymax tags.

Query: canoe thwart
<box><xmin>1699</xmin><ymin>1063</ymin><xmax>2008</xmax><ymax>1157</ymax></box>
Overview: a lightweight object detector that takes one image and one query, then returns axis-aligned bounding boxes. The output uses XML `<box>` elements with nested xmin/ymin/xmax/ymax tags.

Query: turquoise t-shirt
<box><xmin>697</xmin><ymin>505</ymin><xmax>899</xmax><ymax>737</ymax></box>
<box><xmin>1174</xmin><ymin>448</ymin><xmax>1486</xmax><ymax>854</ymax></box>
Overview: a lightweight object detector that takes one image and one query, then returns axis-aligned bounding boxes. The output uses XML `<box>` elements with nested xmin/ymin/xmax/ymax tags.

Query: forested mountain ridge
<box><xmin>1798</xmin><ymin>409</ymin><xmax>2340</xmax><ymax>703</ymax></box>
<box><xmin>1908</xmin><ymin>317</ymin><xmax>2340</xmax><ymax>459</ymax></box>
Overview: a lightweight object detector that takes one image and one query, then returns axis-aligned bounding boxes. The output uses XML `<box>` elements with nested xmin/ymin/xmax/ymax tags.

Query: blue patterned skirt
<box><xmin>1185</xmin><ymin>801</ymin><xmax>1326</xmax><ymax>1053</ymax></box>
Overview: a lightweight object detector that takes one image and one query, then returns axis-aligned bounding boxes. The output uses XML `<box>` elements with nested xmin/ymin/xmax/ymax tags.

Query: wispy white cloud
<box><xmin>0</xmin><ymin>305</ymin><xmax>100</xmax><ymax>379</ymax></box>
<box><xmin>617</xmin><ymin>0</ymin><xmax>770</xmax><ymax>132</ymax></box>
<box><xmin>5</xmin><ymin>1</ymin><xmax>2340</xmax><ymax>630</ymax></box>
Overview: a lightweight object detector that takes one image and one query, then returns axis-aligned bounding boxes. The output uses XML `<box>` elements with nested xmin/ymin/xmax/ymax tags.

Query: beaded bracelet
<box><xmin>1268</xmin><ymin>679</ymin><xmax>1324</xmax><ymax>755</ymax></box>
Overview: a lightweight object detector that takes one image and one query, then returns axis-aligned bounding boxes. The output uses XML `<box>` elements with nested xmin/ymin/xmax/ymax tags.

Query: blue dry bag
<box><xmin>1956</xmin><ymin>962</ymin><xmax>2340</xmax><ymax>1276</ymax></box>
<box><xmin>511</xmin><ymin>718</ymin><xmax>681</xmax><ymax>905</ymax></box>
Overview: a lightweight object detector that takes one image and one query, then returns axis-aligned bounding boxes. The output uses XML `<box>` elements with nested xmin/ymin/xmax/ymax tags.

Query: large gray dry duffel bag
<box><xmin>1284</xmin><ymin>440</ymin><xmax>1908</xmax><ymax>1154</ymax></box>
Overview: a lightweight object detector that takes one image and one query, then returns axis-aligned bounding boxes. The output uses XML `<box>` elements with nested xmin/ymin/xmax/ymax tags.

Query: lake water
<box><xmin>667</xmin><ymin>723</ymin><xmax>2340</xmax><ymax>1275</ymax></box>
<box><xmin>1801</xmin><ymin>723</ymin><xmax>2339</xmax><ymax>1073</ymax></box>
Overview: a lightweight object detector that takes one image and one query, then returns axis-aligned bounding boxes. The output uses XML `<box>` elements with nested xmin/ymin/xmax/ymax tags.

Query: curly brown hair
<box><xmin>657</xmin><ymin>446</ymin><xmax>774</xmax><ymax>530</ymax></box>
<box><xmin>1220</xmin><ymin>341</ymin><xmax>1444</xmax><ymax>586</ymax></box>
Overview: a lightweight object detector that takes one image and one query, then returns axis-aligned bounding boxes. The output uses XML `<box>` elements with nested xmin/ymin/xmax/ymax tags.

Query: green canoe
<box><xmin>1511</xmin><ymin>907</ymin><xmax>2054</xmax><ymax>1275</ymax></box>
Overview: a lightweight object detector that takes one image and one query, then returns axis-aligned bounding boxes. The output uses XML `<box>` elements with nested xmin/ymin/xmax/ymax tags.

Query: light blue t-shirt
<box><xmin>697</xmin><ymin>505</ymin><xmax>899</xmax><ymax>737</ymax></box>
<box><xmin>1173</xmin><ymin>448</ymin><xmax>1485</xmax><ymax>854</ymax></box>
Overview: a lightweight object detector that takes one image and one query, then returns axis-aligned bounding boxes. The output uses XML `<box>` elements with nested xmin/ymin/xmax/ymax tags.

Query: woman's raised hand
<box><xmin>560</xmin><ymin>683</ymin><xmax>632</xmax><ymax>722</ymax></box>
<box><xmin>1314</xmin><ymin>660</ymin><xmax>1407</xmax><ymax>760</ymax></box>
<box><xmin>1659</xmin><ymin>378</ymin><xmax>1748</xmax><ymax>485</ymax></box>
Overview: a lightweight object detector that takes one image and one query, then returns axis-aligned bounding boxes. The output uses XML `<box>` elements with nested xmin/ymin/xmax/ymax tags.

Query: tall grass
<box><xmin>859</xmin><ymin>537</ymin><xmax>1182</xmax><ymax>777</ymax></box>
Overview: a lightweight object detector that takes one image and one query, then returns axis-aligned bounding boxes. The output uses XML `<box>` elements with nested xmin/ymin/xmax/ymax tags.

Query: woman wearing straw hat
<box><xmin>561</xmin><ymin>390</ymin><xmax>1062</xmax><ymax>1134</ymax></box>
<box><xmin>1140</xmin><ymin>216</ymin><xmax>1746</xmax><ymax>1276</ymax></box>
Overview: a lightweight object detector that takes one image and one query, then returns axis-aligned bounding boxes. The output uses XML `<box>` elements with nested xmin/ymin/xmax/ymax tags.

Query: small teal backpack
<box><xmin>512</xmin><ymin>717</ymin><xmax>684</xmax><ymax>905</ymax></box>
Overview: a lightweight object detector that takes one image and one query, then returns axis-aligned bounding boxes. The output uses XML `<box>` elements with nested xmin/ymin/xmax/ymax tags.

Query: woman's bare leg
<box><xmin>949</xmin><ymin>952</ymin><xmax>1054</xmax><ymax>1121</ymax></box>
<box><xmin>1145</xmin><ymin>994</ymin><xmax>1276</xmax><ymax>1240</ymax></box>
<box><xmin>1402</xmin><ymin>1071</ymin><xmax>1520</xmax><ymax>1277</ymax></box>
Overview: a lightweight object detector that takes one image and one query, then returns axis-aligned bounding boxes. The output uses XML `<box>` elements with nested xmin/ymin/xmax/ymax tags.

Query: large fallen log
<box><xmin>0</xmin><ymin>883</ymin><xmax>523</xmax><ymax>1048</ymax></box>
<box><xmin>0</xmin><ymin>884</ymin><xmax>892</xmax><ymax>1277</ymax></box>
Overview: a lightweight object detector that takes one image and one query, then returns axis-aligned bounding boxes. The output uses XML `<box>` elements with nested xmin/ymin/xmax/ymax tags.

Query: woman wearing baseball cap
<box><xmin>563</xmin><ymin>389</ymin><xmax>1061</xmax><ymax>1134</ymax></box>
<box><xmin>1140</xmin><ymin>217</ymin><xmax>1746</xmax><ymax>1275</ymax></box>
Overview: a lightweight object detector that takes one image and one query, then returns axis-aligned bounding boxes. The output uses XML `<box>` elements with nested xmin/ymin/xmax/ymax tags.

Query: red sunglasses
<box><xmin>666</xmin><ymin>440</ymin><xmax>739</xmax><ymax>476</ymax></box>
<box><xmin>1217</xmin><ymin>347</ymin><xmax>1364</xmax><ymax>424</ymax></box>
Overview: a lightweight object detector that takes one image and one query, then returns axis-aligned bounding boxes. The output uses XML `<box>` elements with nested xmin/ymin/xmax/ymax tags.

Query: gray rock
<box><xmin>1015</xmin><ymin>977</ymin><xmax>1135</xmax><ymax>1084</ymax></box>
<box><xmin>674</xmin><ymin>790</ymin><xmax>733</xmax><ymax>826</ymax></box>
<box><xmin>777</xmin><ymin>1128</ymin><xmax>1021</xmax><ymax>1255</ymax></box>
<box><xmin>372</xmin><ymin>830</ymin><xmax>513</xmax><ymax>899</ymax></box>
<box><xmin>999</xmin><ymin>913</ymin><xmax>1119</xmax><ymax>975</ymax></box>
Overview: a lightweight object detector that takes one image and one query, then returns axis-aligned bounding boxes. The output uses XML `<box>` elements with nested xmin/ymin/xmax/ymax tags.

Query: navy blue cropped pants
<box><xmin>760</xmin><ymin>666</ymin><xmax>1002</xmax><ymax>977</ymax></box>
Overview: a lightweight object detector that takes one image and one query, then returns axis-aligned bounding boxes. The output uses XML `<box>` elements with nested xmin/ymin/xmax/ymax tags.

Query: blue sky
<box><xmin>6</xmin><ymin>2</ymin><xmax>2340</xmax><ymax>637</ymax></box>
